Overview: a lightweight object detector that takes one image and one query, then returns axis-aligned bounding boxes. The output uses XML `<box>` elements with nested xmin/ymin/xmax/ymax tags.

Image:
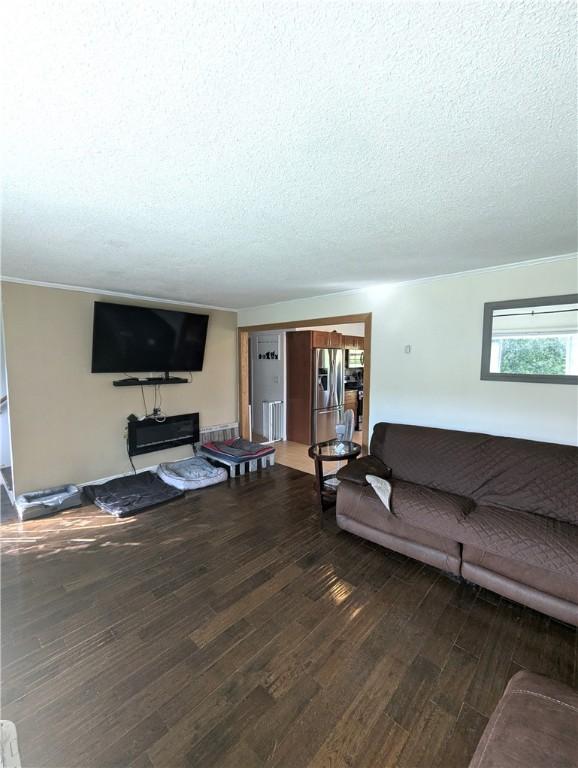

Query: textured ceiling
<box><xmin>3</xmin><ymin>1</ymin><xmax>577</xmax><ymax>309</ymax></box>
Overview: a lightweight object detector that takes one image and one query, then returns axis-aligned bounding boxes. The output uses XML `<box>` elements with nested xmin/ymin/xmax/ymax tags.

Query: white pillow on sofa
<box><xmin>366</xmin><ymin>474</ymin><xmax>392</xmax><ymax>512</ymax></box>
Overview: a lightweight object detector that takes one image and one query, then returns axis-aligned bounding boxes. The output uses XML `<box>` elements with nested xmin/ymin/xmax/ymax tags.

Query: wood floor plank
<box><xmin>266</xmin><ymin>633</ymin><xmax>399</xmax><ymax>768</ymax></box>
<box><xmin>146</xmin><ymin>607</ymin><xmax>324</xmax><ymax>765</ymax></box>
<box><xmin>385</xmin><ymin>653</ymin><xmax>442</xmax><ymax>731</ymax></box>
<box><xmin>513</xmin><ymin>609</ymin><xmax>576</xmax><ymax>686</ymax></box>
<box><xmin>183</xmin><ymin>685</ymin><xmax>274</xmax><ymax>768</ymax></box>
<box><xmin>217</xmin><ymin>738</ymin><xmax>264</xmax><ymax>768</ymax></box>
<box><xmin>465</xmin><ymin>599</ymin><xmax>523</xmax><ymax>718</ymax></box>
<box><xmin>245</xmin><ymin>675</ymin><xmax>321</xmax><ymax>763</ymax></box>
<box><xmin>455</xmin><ymin>594</ymin><xmax>499</xmax><ymax>658</ymax></box>
<box><xmin>432</xmin><ymin>644</ymin><xmax>479</xmax><ymax>717</ymax></box>
<box><xmin>190</xmin><ymin>563</ymin><xmax>303</xmax><ymax>647</ymax></box>
<box><xmin>308</xmin><ymin>654</ymin><xmax>405</xmax><ymax>768</ymax></box>
<box><xmin>418</xmin><ymin>600</ymin><xmax>470</xmax><ymax>670</ymax></box>
<box><xmin>354</xmin><ymin>711</ymin><xmax>409</xmax><ymax>768</ymax></box>
<box><xmin>396</xmin><ymin>699</ymin><xmax>455</xmax><ymax>768</ymax></box>
<box><xmin>434</xmin><ymin>703</ymin><xmax>489</xmax><ymax>768</ymax></box>
<box><xmin>264</xmin><ymin>584</ymin><xmax>379</xmax><ymax>698</ymax></box>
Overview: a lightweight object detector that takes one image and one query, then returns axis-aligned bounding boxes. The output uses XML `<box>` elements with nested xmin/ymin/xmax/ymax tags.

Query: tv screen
<box><xmin>91</xmin><ymin>302</ymin><xmax>209</xmax><ymax>373</ymax></box>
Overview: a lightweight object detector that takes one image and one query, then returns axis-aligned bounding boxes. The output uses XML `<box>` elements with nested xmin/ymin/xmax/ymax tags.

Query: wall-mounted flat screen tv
<box><xmin>91</xmin><ymin>301</ymin><xmax>209</xmax><ymax>373</ymax></box>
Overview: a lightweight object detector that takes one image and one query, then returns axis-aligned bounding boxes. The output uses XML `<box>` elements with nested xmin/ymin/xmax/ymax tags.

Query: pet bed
<box><xmin>15</xmin><ymin>484</ymin><xmax>82</xmax><ymax>521</ymax></box>
<box><xmin>156</xmin><ymin>456</ymin><xmax>227</xmax><ymax>491</ymax></box>
<box><xmin>84</xmin><ymin>472</ymin><xmax>183</xmax><ymax>517</ymax></box>
<box><xmin>199</xmin><ymin>438</ymin><xmax>276</xmax><ymax>476</ymax></box>
<box><xmin>201</xmin><ymin>438</ymin><xmax>275</xmax><ymax>462</ymax></box>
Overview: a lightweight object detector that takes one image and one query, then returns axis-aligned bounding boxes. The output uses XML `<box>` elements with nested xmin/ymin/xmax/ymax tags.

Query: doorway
<box><xmin>249</xmin><ymin>330</ymin><xmax>286</xmax><ymax>442</ymax></box>
<box><xmin>238</xmin><ymin>313</ymin><xmax>371</xmax><ymax>474</ymax></box>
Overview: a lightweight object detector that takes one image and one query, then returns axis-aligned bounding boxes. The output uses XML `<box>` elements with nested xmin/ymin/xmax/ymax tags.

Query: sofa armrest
<box><xmin>336</xmin><ymin>455</ymin><xmax>392</xmax><ymax>486</ymax></box>
<box><xmin>468</xmin><ymin>671</ymin><xmax>578</xmax><ymax>768</ymax></box>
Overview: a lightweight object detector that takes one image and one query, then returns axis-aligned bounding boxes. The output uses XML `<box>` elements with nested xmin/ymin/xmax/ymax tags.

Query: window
<box><xmin>490</xmin><ymin>333</ymin><xmax>577</xmax><ymax>376</ymax></box>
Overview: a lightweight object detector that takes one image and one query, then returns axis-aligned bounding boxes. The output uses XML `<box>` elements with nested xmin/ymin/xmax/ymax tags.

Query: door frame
<box><xmin>238</xmin><ymin>313</ymin><xmax>372</xmax><ymax>449</ymax></box>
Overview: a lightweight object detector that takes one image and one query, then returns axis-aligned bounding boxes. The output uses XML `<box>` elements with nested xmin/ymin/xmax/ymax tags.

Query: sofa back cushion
<box><xmin>370</xmin><ymin>423</ymin><xmax>578</xmax><ymax>524</ymax></box>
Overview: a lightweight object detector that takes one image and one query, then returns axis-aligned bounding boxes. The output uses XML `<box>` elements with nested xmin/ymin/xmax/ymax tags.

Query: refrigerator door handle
<box><xmin>334</xmin><ymin>349</ymin><xmax>342</xmax><ymax>407</ymax></box>
<box><xmin>330</xmin><ymin>349</ymin><xmax>343</xmax><ymax>407</ymax></box>
<box><xmin>315</xmin><ymin>348</ymin><xmax>332</xmax><ymax>410</ymax></box>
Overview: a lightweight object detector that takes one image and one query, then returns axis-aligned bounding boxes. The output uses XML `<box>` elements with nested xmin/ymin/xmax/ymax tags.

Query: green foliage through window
<box><xmin>499</xmin><ymin>337</ymin><xmax>566</xmax><ymax>375</ymax></box>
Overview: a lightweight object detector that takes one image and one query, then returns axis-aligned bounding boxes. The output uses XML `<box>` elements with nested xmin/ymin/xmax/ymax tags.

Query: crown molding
<box><xmin>241</xmin><ymin>252</ymin><xmax>578</xmax><ymax>312</ymax></box>
<box><xmin>2</xmin><ymin>252</ymin><xmax>576</xmax><ymax>313</ymax></box>
<box><xmin>0</xmin><ymin>276</ymin><xmax>237</xmax><ymax>312</ymax></box>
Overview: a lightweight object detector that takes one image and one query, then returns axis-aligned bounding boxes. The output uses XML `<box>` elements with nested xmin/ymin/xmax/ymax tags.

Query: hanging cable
<box><xmin>126</xmin><ymin>436</ymin><xmax>137</xmax><ymax>474</ymax></box>
<box><xmin>140</xmin><ymin>383</ymin><xmax>148</xmax><ymax>416</ymax></box>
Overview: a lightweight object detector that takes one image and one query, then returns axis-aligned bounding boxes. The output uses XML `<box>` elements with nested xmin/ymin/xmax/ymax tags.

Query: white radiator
<box><xmin>198</xmin><ymin>422</ymin><xmax>238</xmax><ymax>445</ymax></box>
<box><xmin>262</xmin><ymin>401</ymin><xmax>284</xmax><ymax>442</ymax></box>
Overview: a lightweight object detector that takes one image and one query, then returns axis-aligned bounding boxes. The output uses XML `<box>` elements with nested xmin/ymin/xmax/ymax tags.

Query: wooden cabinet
<box><xmin>311</xmin><ymin>330</ymin><xmax>342</xmax><ymax>348</ymax></box>
<box><xmin>311</xmin><ymin>331</ymin><xmax>327</xmax><ymax>349</ymax></box>
<box><xmin>328</xmin><ymin>331</ymin><xmax>343</xmax><ymax>348</ymax></box>
<box><xmin>309</xmin><ymin>331</ymin><xmax>364</xmax><ymax>349</ymax></box>
<box><xmin>342</xmin><ymin>334</ymin><xmax>354</xmax><ymax>349</ymax></box>
<box><xmin>286</xmin><ymin>332</ymin><xmax>313</xmax><ymax>444</ymax></box>
<box><xmin>344</xmin><ymin>389</ymin><xmax>358</xmax><ymax>411</ymax></box>
<box><xmin>342</xmin><ymin>335</ymin><xmax>364</xmax><ymax>350</ymax></box>
<box><xmin>344</xmin><ymin>389</ymin><xmax>360</xmax><ymax>432</ymax></box>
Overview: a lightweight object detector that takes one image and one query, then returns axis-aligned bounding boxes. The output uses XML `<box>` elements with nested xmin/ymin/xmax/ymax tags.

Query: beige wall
<box><xmin>239</xmin><ymin>256</ymin><xmax>578</xmax><ymax>446</ymax></box>
<box><xmin>2</xmin><ymin>282</ymin><xmax>238</xmax><ymax>495</ymax></box>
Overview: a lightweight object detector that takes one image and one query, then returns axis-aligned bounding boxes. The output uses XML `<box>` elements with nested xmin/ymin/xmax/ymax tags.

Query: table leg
<box><xmin>313</xmin><ymin>457</ymin><xmax>325</xmax><ymax>528</ymax></box>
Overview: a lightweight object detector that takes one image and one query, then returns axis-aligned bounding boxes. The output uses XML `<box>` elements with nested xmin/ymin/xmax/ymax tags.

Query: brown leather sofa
<box><xmin>468</xmin><ymin>671</ymin><xmax>578</xmax><ymax>768</ymax></box>
<box><xmin>336</xmin><ymin>423</ymin><xmax>578</xmax><ymax>626</ymax></box>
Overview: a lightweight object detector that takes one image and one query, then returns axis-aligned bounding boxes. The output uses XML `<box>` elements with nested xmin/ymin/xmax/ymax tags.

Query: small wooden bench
<box><xmin>198</xmin><ymin>448</ymin><xmax>275</xmax><ymax>477</ymax></box>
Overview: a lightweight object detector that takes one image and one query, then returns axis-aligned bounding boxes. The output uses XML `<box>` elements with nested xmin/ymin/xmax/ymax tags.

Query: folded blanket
<box><xmin>366</xmin><ymin>474</ymin><xmax>392</xmax><ymax>512</ymax></box>
<box><xmin>211</xmin><ymin>438</ymin><xmax>272</xmax><ymax>457</ymax></box>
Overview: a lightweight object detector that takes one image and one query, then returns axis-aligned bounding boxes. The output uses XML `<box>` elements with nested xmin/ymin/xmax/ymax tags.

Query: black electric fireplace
<box><xmin>127</xmin><ymin>413</ymin><xmax>200</xmax><ymax>457</ymax></box>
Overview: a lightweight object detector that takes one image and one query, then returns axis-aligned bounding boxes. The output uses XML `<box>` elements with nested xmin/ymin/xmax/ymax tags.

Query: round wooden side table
<box><xmin>308</xmin><ymin>439</ymin><xmax>362</xmax><ymax>527</ymax></box>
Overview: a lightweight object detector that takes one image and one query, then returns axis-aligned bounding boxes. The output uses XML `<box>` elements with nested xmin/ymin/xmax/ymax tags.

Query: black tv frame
<box><xmin>91</xmin><ymin>301</ymin><xmax>209</xmax><ymax>375</ymax></box>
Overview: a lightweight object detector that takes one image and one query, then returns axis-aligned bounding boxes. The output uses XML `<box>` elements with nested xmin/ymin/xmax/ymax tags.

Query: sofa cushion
<box><xmin>463</xmin><ymin>545</ymin><xmax>578</xmax><ymax>605</ymax></box>
<box><xmin>371</xmin><ymin>422</ymin><xmax>488</xmax><ymax>498</ymax></box>
<box><xmin>469</xmin><ymin>671</ymin><xmax>578</xmax><ymax>768</ymax></box>
<box><xmin>390</xmin><ymin>479</ymin><xmax>473</xmax><ymax>526</ymax></box>
<box><xmin>463</xmin><ymin>505</ymin><xmax>578</xmax><ymax>579</ymax></box>
<box><xmin>370</xmin><ymin>423</ymin><xmax>578</xmax><ymax>524</ymax></box>
<box><xmin>336</xmin><ymin>480</ymin><xmax>460</xmax><ymax>558</ymax></box>
<box><xmin>335</xmin><ymin>454</ymin><xmax>391</xmax><ymax>486</ymax></box>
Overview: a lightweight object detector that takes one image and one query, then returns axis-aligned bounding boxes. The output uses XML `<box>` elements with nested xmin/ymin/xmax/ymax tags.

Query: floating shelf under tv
<box><xmin>113</xmin><ymin>375</ymin><xmax>188</xmax><ymax>387</ymax></box>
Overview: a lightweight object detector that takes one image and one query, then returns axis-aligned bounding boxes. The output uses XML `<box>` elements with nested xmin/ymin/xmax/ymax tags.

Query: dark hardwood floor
<box><xmin>1</xmin><ymin>465</ymin><xmax>576</xmax><ymax>767</ymax></box>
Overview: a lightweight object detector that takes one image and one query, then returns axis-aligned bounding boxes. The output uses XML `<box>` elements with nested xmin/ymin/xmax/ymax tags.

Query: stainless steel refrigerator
<box><xmin>312</xmin><ymin>348</ymin><xmax>344</xmax><ymax>443</ymax></box>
